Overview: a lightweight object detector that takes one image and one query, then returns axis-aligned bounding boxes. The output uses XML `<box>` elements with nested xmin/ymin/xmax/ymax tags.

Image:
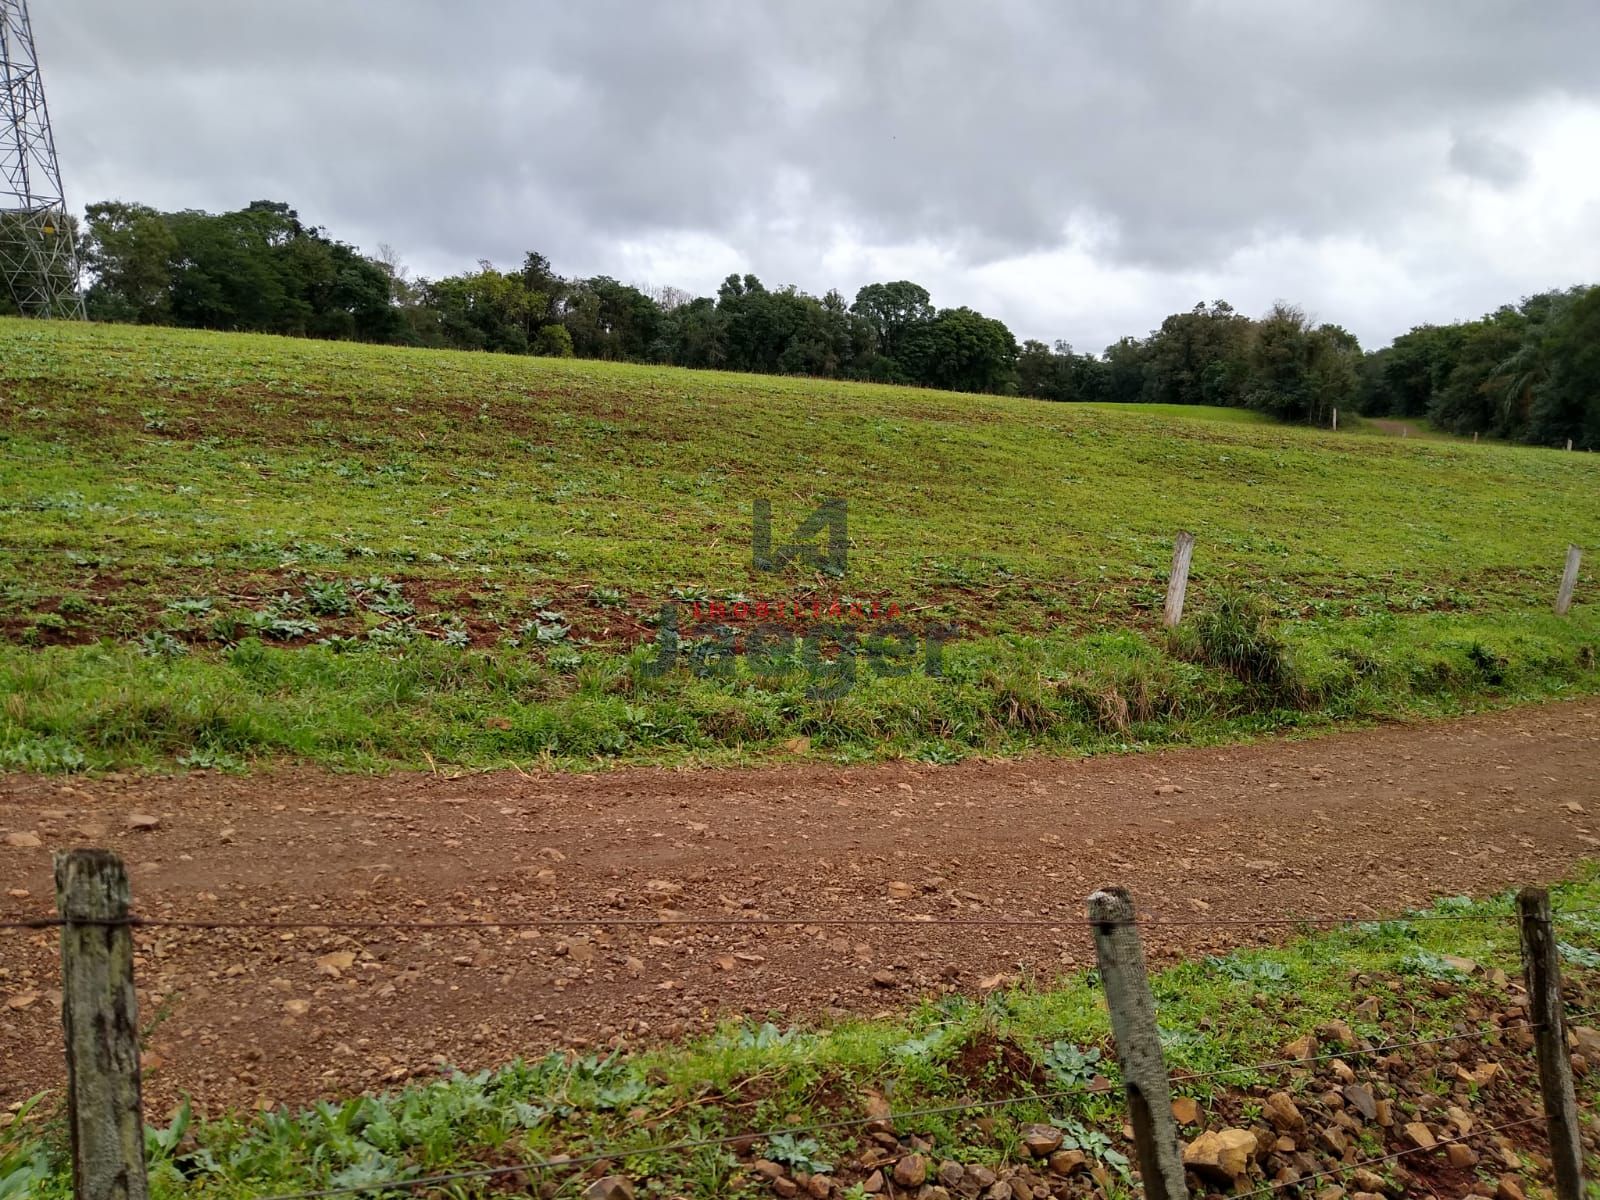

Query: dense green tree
<box><xmin>850</xmin><ymin>281</ymin><xmax>931</xmax><ymax>375</ymax></box>
<box><xmin>1427</xmin><ymin>308</ymin><xmax>1527</xmax><ymax>436</ymax></box>
<box><xmin>82</xmin><ymin>202</ymin><xmax>177</xmax><ymax>323</ymax></box>
<box><xmin>1354</xmin><ymin>287</ymin><xmax>1598</xmax><ymax>447</ymax></box>
<box><xmin>82</xmin><ymin>199</ymin><xmax>396</xmax><ymax>340</ymax></box>
<box><xmin>519</xmin><ymin>251</ymin><xmax>566</xmax><ymax>326</ymax></box>
<box><xmin>1362</xmin><ymin>323</ymin><xmax>1466</xmax><ymax>417</ymax></box>
<box><xmin>1017</xmin><ymin>339</ymin><xmax>1062</xmax><ymax>399</ymax></box>
<box><xmin>562</xmin><ymin>276</ymin><xmax>660</xmax><ymax>360</ymax></box>
<box><xmin>1016</xmin><ymin>339</ymin><xmax>1107</xmax><ymax>402</ymax></box>
<box><xmin>899</xmin><ymin>306</ymin><xmax>1018</xmax><ymax>394</ymax></box>
<box><xmin>422</xmin><ymin>262</ymin><xmax>543</xmax><ymax>353</ymax></box>
<box><xmin>1240</xmin><ymin>305</ymin><xmax>1359</xmax><ymax>425</ymax></box>
<box><xmin>1305</xmin><ymin>324</ymin><xmax>1362</xmax><ymax>427</ymax></box>
<box><xmin>1529</xmin><ymin>286</ymin><xmax>1600</xmax><ymax>449</ymax></box>
<box><xmin>1101</xmin><ymin>336</ymin><xmax>1151</xmax><ymax>404</ymax></box>
<box><xmin>533</xmin><ymin>322</ymin><xmax>575</xmax><ymax>357</ymax></box>
<box><xmin>1242</xmin><ymin>303</ymin><xmax>1314</xmax><ymax>420</ymax></box>
<box><xmin>1143</xmin><ymin>301</ymin><xmax>1251</xmax><ymax>407</ymax></box>
<box><xmin>656</xmin><ymin>295</ymin><xmax>727</xmax><ymax>368</ymax></box>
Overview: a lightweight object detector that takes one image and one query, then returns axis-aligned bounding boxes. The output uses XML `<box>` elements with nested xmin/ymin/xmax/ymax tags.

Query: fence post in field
<box><xmin>56</xmin><ymin>849</ymin><xmax>148</xmax><ymax>1200</ymax></box>
<box><xmin>1089</xmin><ymin>886</ymin><xmax>1189</xmax><ymax>1200</ymax></box>
<box><xmin>1568</xmin><ymin>438</ymin><xmax>1574</xmax><ymax>451</ymax></box>
<box><xmin>1331</xmin><ymin>407</ymin><xmax>1338</xmax><ymax>431</ymax></box>
<box><xmin>1517</xmin><ymin>887</ymin><xmax>1583</xmax><ymax>1200</ymax></box>
<box><xmin>1163</xmin><ymin>532</ymin><xmax>1195</xmax><ymax>629</ymax></box>
<box><xmin>1555</xmin><ymin>545</ymin><xmax>1581</xmax><ymax>616</ymax></box>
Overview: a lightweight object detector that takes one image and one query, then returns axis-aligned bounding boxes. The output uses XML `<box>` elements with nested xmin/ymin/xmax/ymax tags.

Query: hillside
<box><xmin>1</xmin><ymin>318</ymin><xmax>1596</xmax><ymax>772</ymax></box>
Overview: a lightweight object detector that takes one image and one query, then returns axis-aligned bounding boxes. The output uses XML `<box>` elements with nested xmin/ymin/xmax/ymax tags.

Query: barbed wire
<box><xmin>4</xmin><ymin>913</ymin><xmax>1097</xmax><ymax>931</ymax></box>
<box><xmin>0</xmin><ymin>905</ymin><xmax>1540</xmax><ymax>934</ymax></box>
<box><xmin>3</xmin><ymin>895</ymin><xmax>1580</xmax><ymax>1200</ymax></box>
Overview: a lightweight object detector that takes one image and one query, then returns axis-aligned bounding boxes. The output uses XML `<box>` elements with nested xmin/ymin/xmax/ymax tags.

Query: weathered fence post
<box><xmin>1555</xmin><ymin>545</ymin><xmax>1581</xmax><ymax>616</ymax></box>
<box><xmin>1089</xmin><ymin>887</ymin><xmax>1189</xmax><ymax>1200</ymax></box>
<box><xmin>1163</xmin><ymin>532</ymin><xmax>1195</xmax><ymax>629</ymax></box>
<box><xmin>56</xmin><ymin>849</ymin><xmax>148</xmax><ymax>1200</ymax></box>
<box><xmin>1331</xmin><ymin>407</ymin><xmax>1338</xmax><ymax>431</ymax></box>
<box><xmin>1517</xmin><ymin>887</ymin><xmax>1583</xmax><ymax>1200</ymax></box>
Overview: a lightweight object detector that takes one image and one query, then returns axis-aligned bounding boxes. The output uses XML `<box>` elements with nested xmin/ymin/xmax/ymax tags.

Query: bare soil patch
<box><xmin>2</xmin><ymin>700</ymin><xmax>1597</xmax><ymax>1114</ymax></box>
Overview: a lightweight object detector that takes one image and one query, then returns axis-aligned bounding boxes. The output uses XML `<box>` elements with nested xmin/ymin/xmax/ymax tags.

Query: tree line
<box><xmin>1359</xmin><ymin>288</ymin><xmax>1599</xmax><ymax>448</ymax></box>
<box><xmin>7</xmin><ymin>198</ymin><xmax>1593</xmax><ymax>447</ymax></box>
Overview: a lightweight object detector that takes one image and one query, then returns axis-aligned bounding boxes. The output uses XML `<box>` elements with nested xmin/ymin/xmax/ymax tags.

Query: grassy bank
<box><xmin>6</xmin><ymin>869</ymin><xmax>1600</xmax><ymax>1198</ymax></box>
<box><xmin>1</xmin><ymin>605</ymin><xmax>1596</xmax><ymax>772</ymax></box>
<box><xmin>2</xmin><ymin>318</ymin><xmax>1597</xmax><ymax>772</ymax></box>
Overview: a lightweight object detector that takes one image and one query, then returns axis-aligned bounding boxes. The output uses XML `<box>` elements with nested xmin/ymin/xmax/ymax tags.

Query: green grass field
<box><xmin>1</xmin><ymin>317</ymin><xmax>1597</xmax><ymax>772</ymax></box>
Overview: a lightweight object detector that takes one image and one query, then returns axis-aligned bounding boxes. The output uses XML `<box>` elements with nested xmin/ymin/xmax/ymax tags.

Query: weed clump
<box><xmin>1465</xmin><ymin>639</ymin><xmax>1509</xmax><ymax>686</ymax></box>
<box><xmin>1179</xmin><ymin>589</ymin><xmax>1302</xmax><ymax>703</ymax></box>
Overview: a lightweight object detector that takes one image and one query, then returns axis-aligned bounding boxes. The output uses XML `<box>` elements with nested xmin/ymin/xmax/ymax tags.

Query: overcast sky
<box><xmin>32</xmin><ymin>1</ymin><xmax>1600</xmax><ymax>352</ymax></box>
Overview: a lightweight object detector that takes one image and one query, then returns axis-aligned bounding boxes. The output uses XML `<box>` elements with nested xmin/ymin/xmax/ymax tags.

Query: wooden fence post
<box><xmin>56</xmin><ymin>849</ymin><xmax>148</xmax><ymax>1200</ymax></box>
<box><xmin>1089</xmin><ymin>887</ymin><xmax>1189</xmax><ymax>1200</ymax></box>
<box><xmin>1517</xmin><ymin>887</ymin><xmax>1583</xmax><ymax>1200</ymax></box>
<box><xmin>1163</xmin><ymin>532</ymin><xmax>1195</xmax><ymax>629</ymax></box>
<box><xmin>1555</xmin><ymin>545</ymin><xmax>1581</xmax><ymax>616</ymax></box>
<box><xmin>1331</xmin><ymin>407</ymin><xmax>1338</xmax><ymax>431</ymax></box>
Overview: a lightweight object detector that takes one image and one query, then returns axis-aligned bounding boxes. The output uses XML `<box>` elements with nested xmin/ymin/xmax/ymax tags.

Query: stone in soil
<box><xmin>893</xmin><ymin>1154</ymin><xmax>926</xmax><ymax>1188</ymax></box>
<box><xmin>1264</xmin><ymin>1091</ymin><xmax>1305</xmax><ymax>1131</ymax></box>
<box><xmin>1183</xmin><ymin>1128</ymin><xmax>1257</xmax><ymax>1183</ymax></box>
<box><xmin>1342</xmin><ymin>1083</ymin><xmax>1378</xmax><ymax>1121</ymax></box>
<box><xmin>1403</xmin><ymin>1122</ymin><xmax>1436</xmax><ymax>1150</ymax></box>
<box><xmin>1021</xmin><ymin>1124</ymin><xmax>1063</xmax><ymax>1156</ymax></box>
<box><xmin>583</xmin><ymin>1177</ymin><xmax>634</xmax><ymax>1200</ymax></box>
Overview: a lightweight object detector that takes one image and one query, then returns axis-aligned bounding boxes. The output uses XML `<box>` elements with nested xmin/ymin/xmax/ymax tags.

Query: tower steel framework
<box><xmin>0</xmin><ymin>0</ymin><xmax>84</xmax><ymax>318</ymax></box>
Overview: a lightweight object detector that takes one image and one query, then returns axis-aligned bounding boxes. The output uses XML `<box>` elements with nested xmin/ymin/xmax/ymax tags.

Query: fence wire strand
<box><xmin>0</xmin><ymin>906</ymin><xmax>1543</xmax><ymax>934</ymax></box>
<box><xmin>5</xmin><ymin>865</ymin><xmax>1592</xmax><ymax>1200</ymax></box>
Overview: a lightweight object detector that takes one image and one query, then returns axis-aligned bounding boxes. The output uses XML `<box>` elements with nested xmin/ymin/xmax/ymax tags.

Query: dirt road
<box><xmin>3</xmin><ymin>700</ymin><xmax>1598</xmax><ymax>1115</ymax></box>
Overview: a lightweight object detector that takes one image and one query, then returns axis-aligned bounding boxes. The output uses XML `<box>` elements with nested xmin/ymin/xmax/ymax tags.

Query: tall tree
<box><xmin>82</xmin><ymin>202</ymin><xmax>177</xmax><ymax>323</ymax></box>
<box><xmin>1143</xmin><ymin>301</ymin><xmax>1251</xmax><ymax>407</ymax></box>
<box><xmin>900</xmin><ymin>306</ymin><xmax>1018</xmax><ymax>394</ymax></box>
<box><xmin>851</xmin><ymin>280</ymin><xmax>932</xmax><ymax>376</ymax></box>
<box><xmin>1529</xmin><ymin>285</ymin><xmax>1600</xmax><ymax>449</ymax></box>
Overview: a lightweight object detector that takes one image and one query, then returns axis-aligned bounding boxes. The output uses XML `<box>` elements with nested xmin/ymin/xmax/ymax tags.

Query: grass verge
<box><xmin>1</xmin><ymin>602</ymin><xmax>1596</xmax><ymax>773</ymax></box>
<box><xmin>7</xmin><ymin>870</ymin><xmax>1600</xmax><ymax>1197</ymax></box>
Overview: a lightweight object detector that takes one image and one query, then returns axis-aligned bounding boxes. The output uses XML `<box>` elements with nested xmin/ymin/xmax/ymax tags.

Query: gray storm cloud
<box><xmin>28</xmin><ymin>0</ymin><xmax>1600</xmax><ymax>350</ymax></box>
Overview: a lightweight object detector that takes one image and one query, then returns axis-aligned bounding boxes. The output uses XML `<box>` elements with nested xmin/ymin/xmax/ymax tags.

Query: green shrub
<box><xmin>1181</xmin><ymin>589</ymin><xmax>1301</xmax><ymax>702</ymax></box>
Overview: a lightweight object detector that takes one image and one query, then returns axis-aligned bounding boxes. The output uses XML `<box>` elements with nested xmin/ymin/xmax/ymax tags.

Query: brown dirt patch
<box><xmin>1</xmin><ymin>699</ymin><xmax>1598</xmax><ymax>1115</ymax></box>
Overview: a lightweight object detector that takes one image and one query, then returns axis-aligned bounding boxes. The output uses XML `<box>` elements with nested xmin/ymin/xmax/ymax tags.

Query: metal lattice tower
<box><xmin>0</xmin><ymin>0</ymin><xmax>84</xmax><ymax>318</ymax></box>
